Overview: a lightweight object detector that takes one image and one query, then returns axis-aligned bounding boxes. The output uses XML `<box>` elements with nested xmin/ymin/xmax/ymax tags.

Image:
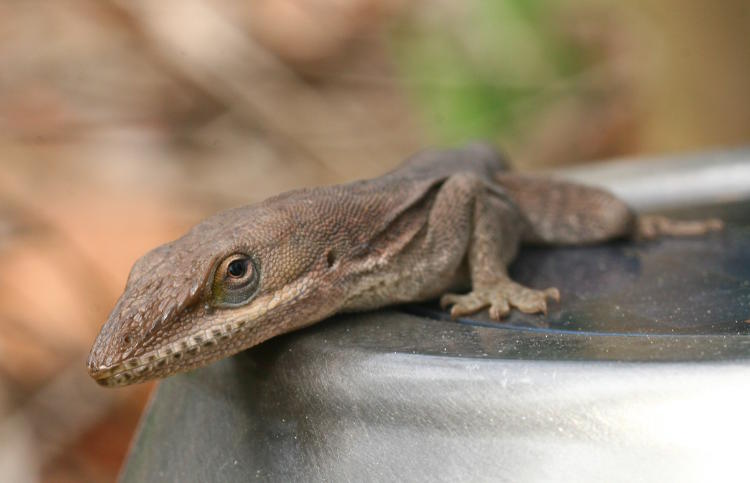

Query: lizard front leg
<box><xmin>440</xmin><ymin>183</ymin><xmax>559</xmax><ymax>320</ymax></box>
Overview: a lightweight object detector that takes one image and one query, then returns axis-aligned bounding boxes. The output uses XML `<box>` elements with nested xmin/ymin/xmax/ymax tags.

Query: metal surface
<box><xmin>122</xmin><ymin>151</ymin><xmax>750</xmax><ymax>483</ymax></box>
<box><xmin>558</xmin><ymin>147</ymin><xmax>750</xmax><ymax>210</ymax></box>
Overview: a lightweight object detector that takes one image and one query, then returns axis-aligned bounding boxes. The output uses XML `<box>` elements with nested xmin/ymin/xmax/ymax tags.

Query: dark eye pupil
<box><xmin>227</xmin><ymin>260</ymin><xmax>246</xmax><ymax>278</ymax></box>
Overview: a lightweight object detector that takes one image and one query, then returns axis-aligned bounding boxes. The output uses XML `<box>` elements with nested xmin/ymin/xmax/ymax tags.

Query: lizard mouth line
<box><xmin>92</xmin><ymin>276</ymin><xmax>311</xmax><ymax>387</ymax></box>
<box><xmin>92</xmin><ymin>318</ymin><xmax>250</xmax><ymax>387</ymax></box>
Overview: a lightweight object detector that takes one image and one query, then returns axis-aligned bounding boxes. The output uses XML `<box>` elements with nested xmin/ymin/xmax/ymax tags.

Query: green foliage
<box><xmin>390</xmin><ymin>0</ymin><xmax>588</xmax><ymax>145</ymax></box>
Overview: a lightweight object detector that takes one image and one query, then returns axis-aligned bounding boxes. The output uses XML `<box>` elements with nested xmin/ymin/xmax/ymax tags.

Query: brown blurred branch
<box><xmin>98</xmin><ymin>0</ymin><xmax>346</xmax><ymax>178</ymax></box>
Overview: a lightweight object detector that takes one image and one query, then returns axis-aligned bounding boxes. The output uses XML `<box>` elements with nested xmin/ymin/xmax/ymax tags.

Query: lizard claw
<box><xmin>441</xmin><ymin>282</ymin><xmax>560</xmax><ymax>320</ymax></box>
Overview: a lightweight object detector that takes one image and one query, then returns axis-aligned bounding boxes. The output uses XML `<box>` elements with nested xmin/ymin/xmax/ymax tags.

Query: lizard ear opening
<box><xmin>326</xmin><ymin>249</ymin><xmax>337</xmax><ymax>268</ymax></box>
<box><xmin>211</xmin><ymin>253</ymin><xmax>260</xmax><ymax>307</ymax></box>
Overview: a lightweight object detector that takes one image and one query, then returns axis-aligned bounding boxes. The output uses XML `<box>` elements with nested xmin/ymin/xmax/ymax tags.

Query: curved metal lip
<box><xmin>305</xmin><ymin>309</ymin><xmax>750</xmax><ymax>365</ymax></box>
<box><xmin>455</xmin><ymin>316</ymin><xmax>750</xmax><ymax>339</ymax></box>
<box><xmin>405</xmin><ymin>305</ymin><xmax>750</xmax><ymax>340</ymax></box>
<box><xmin>556</xmin><ymin>146</ymin><xmax>750</xmax><ymax>211</ymax></box>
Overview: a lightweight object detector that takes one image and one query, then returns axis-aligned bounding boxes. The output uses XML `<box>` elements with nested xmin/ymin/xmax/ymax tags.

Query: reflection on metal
<box><xmin>123</xmin><ymin>151</ymin><xmax>750</xmax><ymax>482</ymax></box>
<box><xmin>558</xmin><ymin>147</ymin><xmax>750</xmax><ymax>210</ymax></box>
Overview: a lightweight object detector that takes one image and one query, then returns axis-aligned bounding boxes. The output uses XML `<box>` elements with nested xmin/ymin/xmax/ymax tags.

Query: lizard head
<box><xmin>87</xmin><ymin>201</ymin><xmax>339</xmax><ymax>387</ymax></box>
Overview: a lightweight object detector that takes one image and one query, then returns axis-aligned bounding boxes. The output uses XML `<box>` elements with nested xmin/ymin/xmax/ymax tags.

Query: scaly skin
<box><xmin>87</xmin><ymin>144</ymin><xmax>723</xmax><ymax>387</ymax></box>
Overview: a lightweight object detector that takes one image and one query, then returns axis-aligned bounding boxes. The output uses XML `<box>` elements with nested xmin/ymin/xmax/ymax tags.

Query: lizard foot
<box><xmin>440</xmin><ymin>281</ymin><xmax>560</xmax><ymax>320</ymax></box>
<box><xmin>637</xmin><ymin>215</ymin><xmax>724</xmax><ymax>240</ymax></box>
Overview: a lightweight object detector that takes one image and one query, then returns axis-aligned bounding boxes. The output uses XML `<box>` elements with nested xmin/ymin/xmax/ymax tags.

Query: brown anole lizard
<box><xmin>87</xmin><ymin>144</ymin><xmax>723</xmax><ymax>387</ymax></box>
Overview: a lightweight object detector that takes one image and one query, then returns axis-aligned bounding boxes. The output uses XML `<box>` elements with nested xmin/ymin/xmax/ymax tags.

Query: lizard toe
<box><xmin>451</xmin><ymin>297</ymin><xmax>490</xmax><ymax>318</ymax></box>
<box><xmin>442</xmin><ymin>292</ymin><xmax>490</xmax><ymax>318</ymax></box>
<box><xmin>510</xmin><ymin>286</ymin><xmax>559</xmax><ymax>315</ymax></box>
<box><xmin>637</xmin><ymin>215</ymin><xmax>725</xmax><ymax>239</ymax></box>
<box><xmin>439</xmin><ymin>293</ymin><xmax>461</xmax><ymax>309</ymax></box>
<box><xmin>545</xmin><ymin>287</ymin><xmax>561</xmax><ymax>302</ymax></box>
<box><xmin>488</xmin><ymin>298</ymin><xmax>511</xmax><ymax>320</ymax></box>
<box><xmin>515</xmin><ymin>297</ymin><xmax>548</xmax><ymax>315</ymax></box>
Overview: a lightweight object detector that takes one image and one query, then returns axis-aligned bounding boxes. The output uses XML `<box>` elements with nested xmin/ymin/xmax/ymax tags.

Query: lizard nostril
<box><xmin>122</xmin><ymin>334</ymin><xmax>133</xmax><ymax>345</ymax></box>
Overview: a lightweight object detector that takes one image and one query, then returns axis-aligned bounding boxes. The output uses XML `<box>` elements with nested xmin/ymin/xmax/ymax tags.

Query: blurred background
<box><xmin>0</xmin><ymin>0</ymin><xmax>748</xmax><ymax>480</ymax></box>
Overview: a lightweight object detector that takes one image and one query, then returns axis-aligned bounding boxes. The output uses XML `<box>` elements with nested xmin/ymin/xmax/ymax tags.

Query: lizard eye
<box><xmin>212</xmin><ymin>254</ymin><xmax>259</xmax><ymax>306</ymax></box>
<box><xmin>227</xmin><ymin>259</ymin><xmax>247</xmax><ymax>278</ymax></box>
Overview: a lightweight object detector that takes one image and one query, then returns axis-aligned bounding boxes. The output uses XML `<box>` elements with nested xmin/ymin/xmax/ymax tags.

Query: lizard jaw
<box><xmin>89</xmin><ymin>275</ymin><xmax>317</xmax><ymax>386</ymax></box>
<box><xmin>89</xmin><ymin>319</ymin><xmax>250</xmax><ymax>387</ymax></box>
